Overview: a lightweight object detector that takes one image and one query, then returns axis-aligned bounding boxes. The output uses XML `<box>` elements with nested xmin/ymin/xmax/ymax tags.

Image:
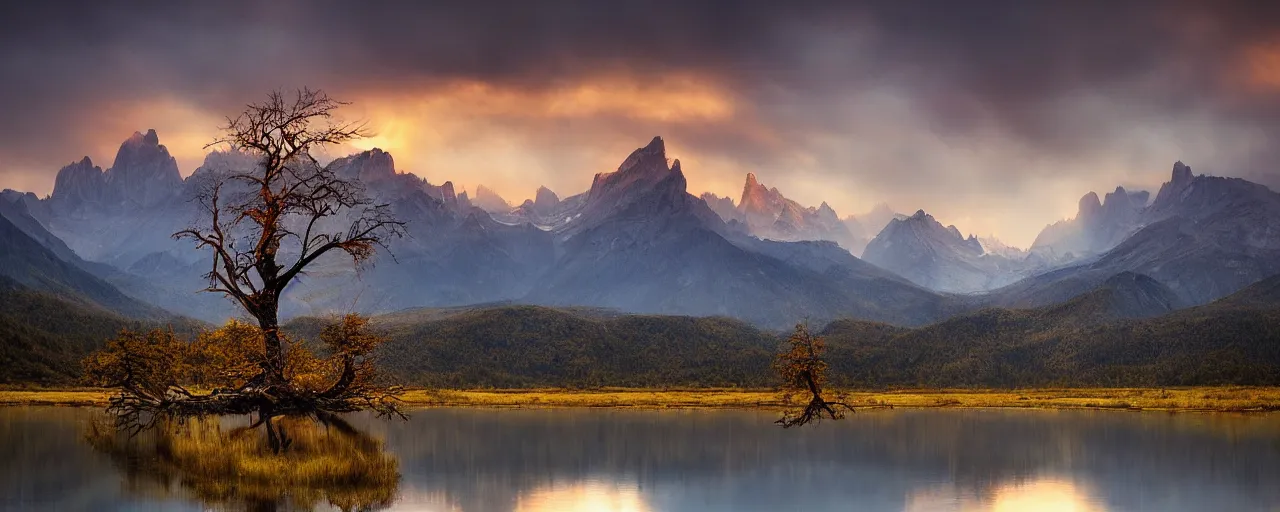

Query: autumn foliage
<box><xmin>774</xmin><ymin>323</ymin><xmax>851</xmax><ymax>428</ymax></box>
<box><xmin>84</xmin><ymin>315</ymin><xmax>404</xmax><ymax>441</ymax></box>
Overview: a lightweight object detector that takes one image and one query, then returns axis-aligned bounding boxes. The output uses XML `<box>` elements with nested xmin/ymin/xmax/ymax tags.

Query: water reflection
<box><xmin>514</xmin><ymin>480</ymin><xmax>652</xmax><ymax>512</ymax></box>
<box><xmin>85</xmin><ymin>414</ymin><xmax>400</xmax><ymax>512</ymax></box>
<box><xmin>2</xmin><ymin>407</ymin><xmax>1279</xmax><ymax>511</ymax></box>
<box><xmin>907</xmin><ymin>477</ymin><xmax>1105</xmax><ymax>512</ymax></box>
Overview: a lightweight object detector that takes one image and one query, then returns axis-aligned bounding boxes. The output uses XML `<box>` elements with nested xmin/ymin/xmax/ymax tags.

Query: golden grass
<box><xmin>87</xmin><ymin>416</ymin><xmax>399</xmax><ymax>509</ymax></box>
<box><xmin>5</xmin><ymin>386</ymin><xmax>1279</xmax><ymax>412</ymax></box>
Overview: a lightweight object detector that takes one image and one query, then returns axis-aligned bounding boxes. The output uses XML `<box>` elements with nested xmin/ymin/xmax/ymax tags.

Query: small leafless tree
<box><xmin>775</xmin><ymin>323</ymin><xmax>853</xmax><ymax>428</ymax></box>
<box><xmin>88</xmin><ymin>89</ymin><xmax>407</xmax><ymax>451</ymax></box>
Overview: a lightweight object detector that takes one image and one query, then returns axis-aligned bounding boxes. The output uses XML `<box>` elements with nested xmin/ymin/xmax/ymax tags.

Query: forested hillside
<box><xmin>0</xmin><ymin>277</ymin><xmax>204</xmax><ymax>384</ymax></box>
<box><xmin>283</xmin><ymin>278</ymin><xmax>1280</xmax><ymax>388</ymax></box>
<box><xmin>10</xmin><ymin>276</ymin><xmax>1278</xmax><ymax>388</ymax></box>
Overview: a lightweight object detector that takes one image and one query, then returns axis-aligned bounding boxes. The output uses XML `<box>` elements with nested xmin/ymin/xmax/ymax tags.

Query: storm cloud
<box><xmin>2</xmin><ymin>0</ymin><xmax>1279</xmax><ymax>246</ymax></box>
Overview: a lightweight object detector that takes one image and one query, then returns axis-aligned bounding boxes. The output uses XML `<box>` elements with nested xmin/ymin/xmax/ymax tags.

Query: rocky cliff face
<box><xmin>724</xmin><ymin>173</ymin><xmax>859</xmax><ymax>252</ymax></box>
<box><xmin>992</xmin><ymin>161</ymin><xmax>1280</xmax><ymax>308</ymax></box>
<box><xmin>700</xmin><ymin>192</ymin><xmax>739</xmax><ymax>223</ymax></box>
<box><xmin>49</xmin><ymin>129</ymin><xmax>183</xmax><ymax>213</ymax></box>
<box><xmin>472</xmin><ymin>185</ymin><xmax>512</xmax><ymax>213</ymax></box>
<box><xmin>331</xmin><ymin>147</ymin><xmax>395</xmax><ymax>183</ymax></box>
<box><xmin>104</xmin><ymin>129</ymin><xmax>183</xmax><ymax>208</ymax></box>
<box><xmin>1030</xmin><ymin>181</ymin><xmax>1150</xmax><ymax>262</ymax></box>
<box><xmin>532</xmin><ymin>186</ymin><xmax>560</xmax><ymax>216</ymax></box>
<box><xmin>862</xmin><ymin>210</ymin><xmax>1043</xmax><ymax>293</ymax></box>
<box><xmin>529</xmin><ymin>138</ymin><xmax>947</xmax><ymax>327</ymax></box>
<box><xmin>49</xmin><ymin>157</ymin><xmax>107</xmax><ymax>211</ymax></box>
<box><xmin>864</xmin><ymin>210</ymin><xmax>984</xmax><ymax>292</ymax></box>
<box><xmin>23</xmin><ymin>130</ymin><xmax>1277</xmax><ymax>330</ymax></box>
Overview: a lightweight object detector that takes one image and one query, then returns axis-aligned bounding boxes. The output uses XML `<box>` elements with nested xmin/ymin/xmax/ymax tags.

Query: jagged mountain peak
<box><xmin>1078</xmin><ymin>191</ymin><xmax>1103</xmax><ymax>220</ymax></box>
<box><xmin>473</xmin><ymin>185</ymin><xmax>513</xmax><ymax>213</ymax></box>
<box><xmin>1154</xmin><ymin>161</ymin><xmax>1199</xmax><ymax>207</ymax></box>
<box><xmin>739</xmin><ymin>172</ymin><xmax>780</xmax><ymax>213</ymax></box>
<box><xmin>581</xmin><ymin>136</ymin><xmax>680</xmax><ymax>219</ymax></box>
<box><xmin>864</xmin><ymin>209</ymin><xmax>1018</xmax><ymax>293</ymax></box>
<box><xmin>730</xmin><ymin>172</ymin><xmax>857</xmax><ymax>250</ymax></box>
<box><xmin>1172</xmin><ymin>161</ymin><xmax>1193</xmax><ymax>184</ymax></box>
<box><xmin>701</xmin><ymin>192</ymin><xmax>739</xmax><ymax>223</ymax></box>
<box><xmin>100</xmin><ymin>129</ymin><xmax>183</xmax><ymax>208</ymax></box>
<box><xmin>816</xmin><ymin>202</ymin><xmax>837</xmax><ymax>219</ymax></box>
<box><xmin>439</xmin><ymin>181</ymin><xmax>459</xmax><ymax>208</ymax></box>
<box><xmin>535</xmin><ymin>186</ymin><xmax>559</xmax><ymax>204</ymax></box>
<box><xmin>50</xmin><ymin>156</ymin><xmax>106</xmax><ymax>206</ymax></box>
<box><xmin>613</xmin><ymin>136</ymin><xmax>667</xmax><ymax>175</ymax></box>
<box><xmin>1101</xmin><ymin>186</ymin><xmax>1135</xmax><ymax>214</ymax></box>
<box><xmin>882</xmin><ymin>209</ymin><xmax>955</xmax><ymax>239</ymax></box>
<box><xmin>1030</xmin><ymin>179</ymin><xmax>1152</xmax><ymax>262</ymax></box>
<box><xmin>112</xmin><ymin>129</ymin><xmax>169</xmax><ymax>164</ymax></box>
<box><xmin>329</xmin><ymin>147</ymin><xmax>396</xmax><ymax>183</ymax></box>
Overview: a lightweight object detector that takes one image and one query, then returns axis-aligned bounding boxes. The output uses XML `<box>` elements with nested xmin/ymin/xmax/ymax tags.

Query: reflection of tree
<box><xmin>81</xmin><ymin>89</ymin><xmax>407</xmax><ymax>453</ymax></box>
<box><xmin>359</xmin><ymin>408</ymin><xmax>1280</xmax><ymax>512</ymax></box>
<box><xmin>85</xmin><ymin>413</ymin><xmax>399</xmax><ymax>512</ymax></box>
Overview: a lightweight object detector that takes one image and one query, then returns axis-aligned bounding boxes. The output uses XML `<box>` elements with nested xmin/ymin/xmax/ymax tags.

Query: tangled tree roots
<box><xmin>107</xmin><ymin>377</ymin><xmax>406</xmax><ymax>451</ymax></box>
<box><xmin>89</xmin><ymin>316</ymin><xmax>408</xmax><ymax>452</ymax></box>
<box><xmin>773</xmin><ymin>323</ymin><xmax>855</xmax><ymax>428</ymax></box>
<box><xmin>776</xmin><ymin>393</ymin><xmax>854</xmax><ymax>428</ymax></box>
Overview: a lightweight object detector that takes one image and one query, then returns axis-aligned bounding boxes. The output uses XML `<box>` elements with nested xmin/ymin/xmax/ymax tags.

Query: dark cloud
<box><xmin>2</xmin><ymin>0</ymin><xmax>1279</xmax><ymax>244</ymax></box>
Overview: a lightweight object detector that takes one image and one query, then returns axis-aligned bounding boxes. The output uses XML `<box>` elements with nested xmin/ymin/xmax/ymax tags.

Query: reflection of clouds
<box><xmin>514</xmin><ymin>479</ymin><xmax>653</xmax><ymax>512</ymax></box>
<box><xmin>906</xmin><ymin>476</ymin><xmax>1106</xmax><ymax>512</ymax></box>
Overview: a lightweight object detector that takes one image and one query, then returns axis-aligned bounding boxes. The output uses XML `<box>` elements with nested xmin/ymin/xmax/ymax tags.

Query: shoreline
<box><xmin>1</xmin><ymin>387</ymin><xmax>1278</xmax><ymax>412</ymax></box>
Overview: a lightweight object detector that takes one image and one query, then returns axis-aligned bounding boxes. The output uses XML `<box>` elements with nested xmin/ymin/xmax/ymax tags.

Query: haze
<box><xmin>3</xmin><ymin>1</ymin><xmax>1280</xmax><ymax>247</ymax></box>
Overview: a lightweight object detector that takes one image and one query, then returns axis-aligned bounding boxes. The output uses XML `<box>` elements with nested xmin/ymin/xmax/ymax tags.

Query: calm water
<box><xmin>2</xmin><ymin>406</ymin><xmax>1279</xmax><ymax>511</ymax></box>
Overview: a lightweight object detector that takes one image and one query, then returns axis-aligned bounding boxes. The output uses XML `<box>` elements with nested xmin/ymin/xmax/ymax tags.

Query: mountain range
<box><xmin>2</xmin><ymin>131</ymin><xmax>1278</xmax><ymax>344</ymax></box>
<box><xmin>699</xmin><ymin>173</ymin><xmax>861</xmax><ymax>253</ymax></box>
<box><xmin>2</xmin><ymin>134</ymin><xmax>954</xmax><ymax>329</ymax></box>
<box><xmin>861</xmin><ymin>209</ymin><xmax>1047</xmax><ymax>293</ymax></box>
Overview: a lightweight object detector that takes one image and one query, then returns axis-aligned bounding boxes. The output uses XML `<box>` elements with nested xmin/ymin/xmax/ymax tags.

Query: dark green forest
<box><xmin>0</xmin><ymin>277</ymin><xmax>202</xmax><ymax>384</ymax></box>
<box><xmin>6</xmin><ymin>276</ymin><xmax>1280</xmax><ymax>388</ymax></box>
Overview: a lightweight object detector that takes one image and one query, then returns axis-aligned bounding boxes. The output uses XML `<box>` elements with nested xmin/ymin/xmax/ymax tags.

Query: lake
<box><xmin>2</xmin><ymin>407</ymin><xmax>1278</xmax><ymax>511</ymax></box>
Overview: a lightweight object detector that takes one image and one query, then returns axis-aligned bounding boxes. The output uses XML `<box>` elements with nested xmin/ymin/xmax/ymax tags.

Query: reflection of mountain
<box><xmin>4</xmin><ymin>407</ymin><xmax>1280</xmax><ymax>512</ymax></box>
<box><xmin>355</xmin><ymin>408</ymin><xmax>1280</xmax><ymax>512</ymax></box>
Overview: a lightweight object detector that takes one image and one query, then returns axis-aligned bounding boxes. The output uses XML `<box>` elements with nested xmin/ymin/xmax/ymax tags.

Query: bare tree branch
<box><xmin>79</xmin><ymin>88</ymin><xmax>415</xmax><ymax>451</ymax></box>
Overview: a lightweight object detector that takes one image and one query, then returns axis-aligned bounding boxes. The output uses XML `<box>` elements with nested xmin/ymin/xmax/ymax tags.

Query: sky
<box><xmin>2</xmin><ymin>1</ymin><xmax>1279</xmax><ymax>248</ymax></box>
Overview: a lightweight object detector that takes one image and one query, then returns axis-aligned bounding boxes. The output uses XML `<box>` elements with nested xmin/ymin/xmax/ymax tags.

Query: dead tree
<box><xmin>774</xmin><ymin>323</ymin><xmax>853</xmax><ymax>428</ymax></box>
<box><xmin>176</xmin><ymin>88</ymin><xmax>403</xmax><ymax>379</ymax></box>
<box><xmin>88</xmin><ymin>89</ymin><xmax>407</xmax><ymax>450</ymax></box>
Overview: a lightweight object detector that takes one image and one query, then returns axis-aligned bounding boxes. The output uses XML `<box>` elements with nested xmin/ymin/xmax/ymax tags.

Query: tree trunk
<box><xmin>256</xmin><ymin>295</ymin><xmax>285</xmax><ymax>381</ymax></box>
